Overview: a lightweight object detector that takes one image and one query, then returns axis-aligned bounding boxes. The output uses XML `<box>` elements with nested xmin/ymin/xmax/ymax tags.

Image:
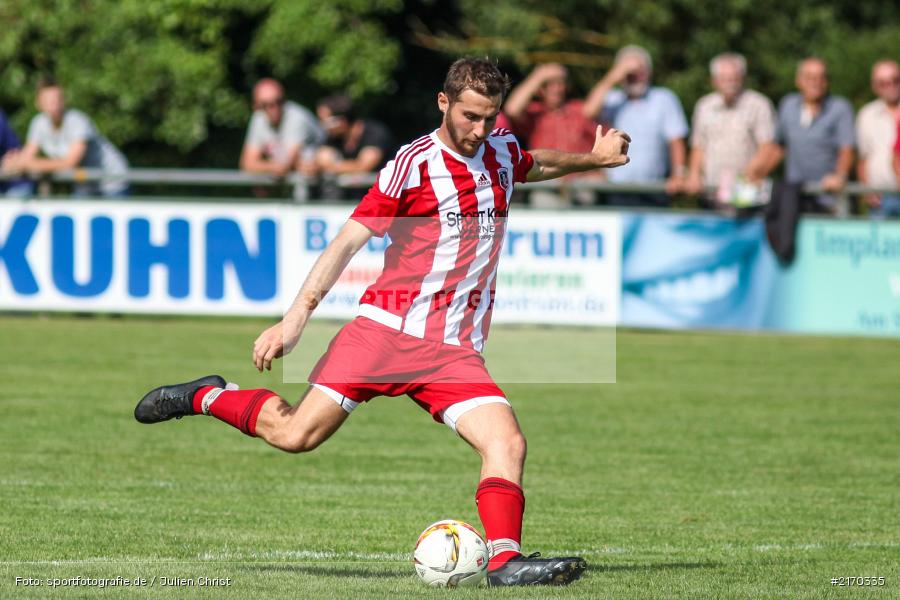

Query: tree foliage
<box><xmin>421</xmin><ymin>0</ymin><xmax>900</xmax><ymax>116</ymax></box>
<box><xmin>0</xmin><ymin>1</ymin><xmax>896</xmax><ymax>167</ymax></box>
<box><xmin>0</xmin><ymin>0</ymin><xmax>403</xmax><ymax>163</ymax></box>
<box><xmin>0</xmin><ymin>0</ymin><xmax>248</xmax><ymax>153</ymax></box>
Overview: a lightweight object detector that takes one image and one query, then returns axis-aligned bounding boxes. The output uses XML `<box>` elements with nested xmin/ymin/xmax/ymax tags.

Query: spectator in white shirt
<box><xmin>5</xmin><ymin>77</ymin><xmax>129</xmax><ymax>197</ymax></box>
<box><xmin>240</xmin><ymin>78</ymin><xmax>323</xmax><ymax>177</ymax></box>
<box><xmin>856</xmin><ymin>60</ymin><xmax>900</xmax><ymax>218</ymax></box>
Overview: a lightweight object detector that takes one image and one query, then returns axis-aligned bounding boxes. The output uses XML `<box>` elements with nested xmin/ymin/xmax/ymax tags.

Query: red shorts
<box><xmin>308</xmin><ymin>317</ymin><xmax>507</xmax><ymax>429</ymax></box>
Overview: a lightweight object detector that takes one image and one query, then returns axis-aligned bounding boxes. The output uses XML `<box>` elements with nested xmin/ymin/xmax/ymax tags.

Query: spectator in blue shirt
<box><xmin>584</xmin><ymin>45</ymin><xmax>689</xmax><ymax>207</ymax></box>
<box><xmin>765</xmin><ymin>58</ymin><xmax>855</xmax><ymax>212</ymax></box>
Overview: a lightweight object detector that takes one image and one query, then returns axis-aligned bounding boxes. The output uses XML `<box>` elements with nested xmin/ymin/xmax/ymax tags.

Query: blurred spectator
<box><xmin>240</xmin><ymin>78</ymin><xmax>323</xmax><ymax>177</ymax></box>
<box><xmin>498</xmin><ymin>63</ymin><xmax>600</xmax><ymax>206</ymax></box>
<box><xmin>856</xmin><ymin>60</ymin><xmax>900</xmax><ymax>218</ymax></box>
<box><xmin>5</xmin><ymin>78</ymin><xmax>129</xmax><ymax>197</ymax></box>
<box><xmin>767</xmin><ymin>58</ymin><xmax>855</xmax><ymax>212</ymax></box>
<box><xmin>584</xmin><ymin>45</ymin><xmax>688</xmax><ymax>207</ymax></box>
<box><xmin>499</xmin><ymin>63</ymin><xmax>597</xmax><ymax>153</ymax></box>
<box><xmin>894</xmin><ymin>120</ymin><xmax>900</xmax><ymax>183</ymax></box>
<box><xmin>0</xmin><ymin>109</ymin><xmax>34</xmax><ymax>197</ymax></box>
<box><xmin>313</xmin><ymin>95</ymin><xmax>392</xmax><ymax>174</ymax></box>
<box><xmin>312</xmin><ymin>95</ymin><xmax>393</xmax><ymax>200</ymax></box>
<box><xmin>686</xmin><ymin>53</ymin><xmax>777</xmax><ymax>207</ymax></box>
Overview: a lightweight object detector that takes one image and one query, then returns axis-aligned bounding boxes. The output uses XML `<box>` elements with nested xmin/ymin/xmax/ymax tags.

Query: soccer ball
<box><xmin>413</xmin><ymin>519</ymin><xmax>489</xmax><ymax>587</ymax></box>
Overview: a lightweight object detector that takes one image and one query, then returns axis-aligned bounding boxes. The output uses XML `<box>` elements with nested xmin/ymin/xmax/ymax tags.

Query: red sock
<box><xmin>192</xmin><ymin>385</ymin><xmax>277</xmax><ymax>437</ymax></box>
<box><xmin>476</xmin><ymin>477</ymin><xmax>525</xmax><ymax>570</ymax></box>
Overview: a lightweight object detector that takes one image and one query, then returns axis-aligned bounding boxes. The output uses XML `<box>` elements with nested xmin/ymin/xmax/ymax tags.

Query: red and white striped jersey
<box><xmin>350</xmin><ymin>128</ymin><xmax>534</xmax><ymax>353</ymax></box>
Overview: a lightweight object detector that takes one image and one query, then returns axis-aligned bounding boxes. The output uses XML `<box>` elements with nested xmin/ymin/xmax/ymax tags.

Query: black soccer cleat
<box><xmin>487</xmin><ymin>553</ymin><xmax>587</xmax><ymax>586</ymax></box>
<box><xmin>134</xmin><ymin>375</ymin><xmax>226</xmax><ymax>424</ymax></box>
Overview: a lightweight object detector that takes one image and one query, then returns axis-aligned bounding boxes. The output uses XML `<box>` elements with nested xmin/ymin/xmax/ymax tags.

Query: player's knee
<box><xmin>484</xmin><ymin>431</ymin><xmax>527</xmax><ymax>465</ymax></box>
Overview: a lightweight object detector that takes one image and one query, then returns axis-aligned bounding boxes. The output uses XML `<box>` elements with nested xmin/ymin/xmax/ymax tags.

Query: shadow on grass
<box><xmin>241</xmin><ymin>563</ymin><xmax>408</xmax><ymax>579</ymax></box>
<box><xmin>589</xmin><ymin>561</ymin><xmax>722</xmax><ymax>573</ymax></box>
<box><xmin>240</xmin><ymin>560</ymin><xmax>722</xmax><ymax>579</ymax></box>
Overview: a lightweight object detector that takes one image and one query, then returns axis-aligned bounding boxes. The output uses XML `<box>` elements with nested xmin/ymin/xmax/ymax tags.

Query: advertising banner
<box><xmin>4</xmin><ymin>200</ymin><xmax>895</xmax><ymax>337</ymax></box>
<box><xmin>620</xmin><ymin>213</ymin><xmax>900</xmax><ymax>337</ymax></box>
<box><xmin>0</xmin><ymin>201</ymin><xmax>620</xmax><ymax>327</ymax></box>
<box><xmin>0</xmin><ymin>200</ymin><xmax>285</xmax><ymax>315</ymax></box>
<box><xmin>620</xmin><ymin>212</ymin><xmax>778</xmax><ymax>330</ymax></box>
<box><xmin>767</xmin><ymin>219</ymin><xmax>900</xmax><ymax>336</ymax></box>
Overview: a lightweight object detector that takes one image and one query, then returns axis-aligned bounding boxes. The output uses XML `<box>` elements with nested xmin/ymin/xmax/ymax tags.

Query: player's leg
<box><xmin>454</xmin><ymin>402</ymin><xmax>527</xmax><ymax>483</ymax></box>
<box><xmin>134</xmin><ymin>376</ymin><xmax>350</xmax><ymax>453</ymax></box>
<box><xmin>454</xmin><ymin>402</ymin><xmax>527</xmax><ymax>567</ymax></box>
<box><xmin>451</xmin><ymin>400</ymin><xmax>586</xmax><ymax>586</ymax></box>
<box><xmin>253</xmin><ymin>386</ymin><xmax>350</xmax><ymax>453</ymax></box>
<box><xmin>135</xmin><ymin>319</ymin><xmax>381</xmax><ymax>450</ymax></box>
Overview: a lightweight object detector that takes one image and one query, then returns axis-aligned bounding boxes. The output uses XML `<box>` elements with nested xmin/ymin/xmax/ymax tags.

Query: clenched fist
<box><xmin>592</xmin><ymin>126</ymin><xmax>631</xmax><ymax>169</ymax></box>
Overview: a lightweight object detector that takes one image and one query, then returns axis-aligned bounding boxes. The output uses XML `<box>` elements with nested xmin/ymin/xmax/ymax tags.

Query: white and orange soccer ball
<box><xmin>413</xmin><ymin>519</ymin><xmax>489</xmax><ymax>587</ymax></box>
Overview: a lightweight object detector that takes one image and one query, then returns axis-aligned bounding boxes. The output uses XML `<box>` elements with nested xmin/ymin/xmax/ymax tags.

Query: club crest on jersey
<box><xmin>476</xmin><ymin>172</ymin><xmax>491</xmax><ymax>188</ymax></box>
<box><xmin>497</xmin><ymin>168</ymin><xmax>510</xmax><ymax>190</ymax></box>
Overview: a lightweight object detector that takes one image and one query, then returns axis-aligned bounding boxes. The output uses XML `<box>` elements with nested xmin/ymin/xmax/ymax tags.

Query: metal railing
<box><xmin>2</xmin><ymin>167</ymin><xmax>898</xmax><ymax>215</ymax></box>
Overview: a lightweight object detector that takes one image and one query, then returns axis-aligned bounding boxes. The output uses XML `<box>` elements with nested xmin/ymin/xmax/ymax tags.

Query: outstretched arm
<box><xmin>252</xmin><ymin>219</ymin><xmax>373</xmax><ymax>371</ymax></box>
<box><xmin>527</xmin><ymin>126</ymin><xmax>630</xmax><ymax>182</ymax></box>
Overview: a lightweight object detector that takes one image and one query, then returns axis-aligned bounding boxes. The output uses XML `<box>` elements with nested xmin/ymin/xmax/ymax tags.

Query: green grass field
<box><xmin>1</xmin><ymin>315</ymin><xmax>898</xmax><ymax>599</ymax></box>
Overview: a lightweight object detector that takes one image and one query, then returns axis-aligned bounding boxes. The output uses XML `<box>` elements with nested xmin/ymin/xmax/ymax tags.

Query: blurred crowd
<box><xmin>1</xmin><ymin>48</ymin><xmax>899</xmax><ymax>218</ymax></box>
<box><xmin>502</xmin><ymin>48</ymin><xmax>900</xmax><ymax>218</ymax></box>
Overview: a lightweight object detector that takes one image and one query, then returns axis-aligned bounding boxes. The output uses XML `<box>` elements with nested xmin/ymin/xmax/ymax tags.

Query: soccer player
<box><xmin>135</xmin><ymin>58</ymin><xmax>630</xmax><ymax>587</ymax></box>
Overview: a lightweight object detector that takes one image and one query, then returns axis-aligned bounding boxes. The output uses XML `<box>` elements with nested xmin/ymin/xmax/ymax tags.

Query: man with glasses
<box><xmin>240</xmin><ymin>79</ymin><xmax>324</xmax><ymax>178</ymax></box>
<box><xmin>857</xmin><ymin>60</ymin><xmax>900</xmax><ymax>218</ymax></box>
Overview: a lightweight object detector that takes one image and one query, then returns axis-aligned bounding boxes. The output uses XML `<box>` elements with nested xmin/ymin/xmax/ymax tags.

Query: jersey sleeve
<box><xmin>492</xmin><ymin>128</ymin><xmax>534</xmax><ymax>183</ymax></box>
<box><xmin>505</xmin><ymin>135</ymin><xmax>534</xmax><ymax>184</ymax></box>
<box><xmin>350</xmin><ymin>185</ymin><xmax>399</xmax><ymax>237</ymax></box>
<box><xmin>350</xmin><ymin>141</ymin><xmax>424</xmax><ymax>237</ymax></box>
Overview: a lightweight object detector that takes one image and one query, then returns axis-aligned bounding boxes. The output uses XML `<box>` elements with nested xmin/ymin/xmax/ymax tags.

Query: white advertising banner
<box><xmin>0</xmin><ymin>200</ymin><xmax>619</xmax><ymax>325</ymax></box>
<box><xmin>493</xmin><ymin>210</ymin><xmax>620</xmax><ymax>325</ymax></box>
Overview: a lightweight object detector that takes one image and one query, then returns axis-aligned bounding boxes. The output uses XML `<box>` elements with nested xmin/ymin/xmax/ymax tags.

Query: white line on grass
<box><xmin>2</xmin><ymin>541</ymin><xmax>896</xmax><ymax>566</ymax></box>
